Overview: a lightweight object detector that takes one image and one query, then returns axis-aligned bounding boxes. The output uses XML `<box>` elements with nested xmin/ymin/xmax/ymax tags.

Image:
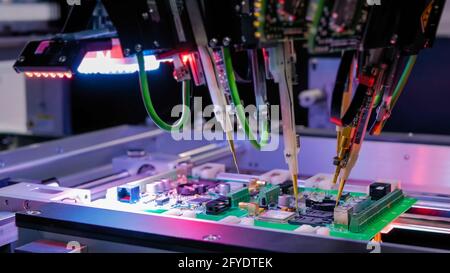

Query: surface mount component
<box><xmin>369</xmin><ymin>182</ymin><xmax>391</xmax><ymax>201</ymax></box>
<box><xmin>257</xmin><ymin>210</ymin><xmax>296</xmax><ymax>223</ymax></box>
<box><xmin>205</xmin><ymin>197</ymin><xmax>231</xmax><ymax>215</ymax></box>
<box><xmin>117</xmin><ymin>184</ymin><xmax>140</xmax><ymax>204</ymax></box>
<box><xmin>289</xmin><ymin>208</ymin><xmax>334</xmax><ymax>226</ymax></box>
<box><xmin>349</xmin><ymin>189</ymin><xmax>405</xmax><ymax>233</ymax></box>
<box><xmin>227</xmin><ymin>187</ymin><xmax>251</xmax><ymax>207</ymax></box>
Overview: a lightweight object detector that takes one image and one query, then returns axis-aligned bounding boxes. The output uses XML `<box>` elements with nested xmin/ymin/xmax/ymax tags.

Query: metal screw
<box><xmin>142</xmin><ymin>12</ymin><xmax>149</xmax><ymax>20</ymax></box>
<box><xmin>59</xmin><ymin>56</ymin><xmax>67</xmax><ymax>63</ymax></box>
<box><xmin>153</xmin><ymin>41</ymin><xmax>160</xmax><ymax>47</ymax></box>
<box><xmin>404</xmin><ymin>154</ymin><xmax>410</xmax><ymax>160</ymax></box>
<box><xmin>124</xmin><ymin>48</ymin><xmax>131</xmax><ymax>56</ymax></box>
<box><xmin>223</xmin><ymin>37</ymin><xmax>231</xmax><ymax>46</ymax></box>
<box><xmin>18</xmin><ymin>56</ymin><xmax>25</xmax><ymax>62</ymax></box>
<box><xmin>135</xmin><ymin>44</ymin><xmax>142</xmax><ymax>52</ymax></box>
<box><xmin>390</xmin><ymin>34</ymin><xmax>398</xmax><ymax>45</ymax></box>
<box><xmin>209</xmin><ymin>38</ymin><xmax>218</xmax><ymax>47</ymax></box>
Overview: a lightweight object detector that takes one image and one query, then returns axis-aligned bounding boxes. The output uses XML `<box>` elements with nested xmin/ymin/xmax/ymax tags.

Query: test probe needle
<box><xmin>227</xmin><ymin>137</ymin><xmax>240</xmax><ymax>173</ymax></box>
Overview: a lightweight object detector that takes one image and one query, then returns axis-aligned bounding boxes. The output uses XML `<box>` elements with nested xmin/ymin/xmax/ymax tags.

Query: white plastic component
<box><xmin>334</xmin><ymin>206</ymin><xmax>350</xmax><ymax>226</ymax></box>
<box><xmin>316</xmin><ymin>227</ymin><xmax>330</xmax><ymax>236</ymax></box>
<box><xmin>299</xmin><ymin>89</ymin><xmax>326</xmax><ymax>107</ymax></box>
<box><xmin>219</xmin><ymin>216</ymin><xmax>241</xmax><ymax>225</ymax></box>
<box><xmin>105</xmin><ymin>187</ymin><xmax>118</xmax><ymax>201</ymax></box>
<box><xmin>163</xmin><ymin>209</ymin><xmax>183</xmax><ymax>216</ymax></box>
<box><xmin>259</xmin><ymin>169</ymin><xmax>291</xmax><ymax>185</ymax></box>
<box><xmin>181</xmin><ymin>210</ymin><xmax>197</xmax><ymax>219</ymax></box>
<box><xmin>294</xmin><ymin>225</ymin><xmax>316</xmax><ymax>233</ymax></box>
<box><xmin>239</xmin><ymin>217</ymin><xmax>255</xmax><ymax>226</ymax></box>
<box><xmin>146</xmin><ymin>183</ymin><xmax>158</xmax><ymax>195</ymax></box>
<box><xmin>192</xmin><ymin>163</ymin><xmax>225</xmax><ymax>179</ymax></box>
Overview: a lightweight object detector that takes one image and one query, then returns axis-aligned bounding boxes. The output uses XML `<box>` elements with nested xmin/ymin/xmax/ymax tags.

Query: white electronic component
<box><xmin>316</xmin><ymin>227</ymin><xmax>330</xmax><ymax>236</ymax></box>
<box><xmin>192</xmin><ymin>163</ymin><xmax>225</xmax><ymax>179</ymax></box>
<box><xmin>219</xmin><ymin>216</ymin><xmax>241</xmax><ymax>225</ymax></box>
<box><xmin>181</xmin><ymin>210</ymin><xmax>196</xmax><ymax>218</ymax></box>
<box><xmin>239</xmin><ymin>217</ymin><xmax>255</xmax><ymax>226</ymax></box>
<box><xmin>294</xmin><ymin>225</ymin><xmax>316</xmax><ymax>233</ymax></box>
<box><xmin>259</xmin><ymin>169</ymin><xmax>291</xmax><ymax>185</ymax></box>
<box><xmin>105</xmin><ymin>187</ymin><xmax>118</xmax><ymax>201</ymax></box>
<box><xmin>334</xmin><ymin>205</ymin><xmax>351</xmax><ymax>226</ymax></box>
<box><xmin>218</xmin><ymin>183</ymin><xmax>231</xmax><ymax>195</ymax></box>
<box><xmin>146</xmin><ymin>183</ymin><xmax>158</xmax><ymax>195</ymax></box>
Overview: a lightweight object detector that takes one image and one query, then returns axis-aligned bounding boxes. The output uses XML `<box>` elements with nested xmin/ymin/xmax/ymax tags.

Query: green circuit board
<box><xmin>138</xmin><ymin>178</ymin><xmax>416</xmax><ymax>242</ymax></box>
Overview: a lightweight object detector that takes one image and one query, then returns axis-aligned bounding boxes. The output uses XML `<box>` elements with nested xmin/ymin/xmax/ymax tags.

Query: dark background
<box><xmin>70</xmin><ymin>38</ymin><xmax>450</xmax><ymax>136</ymax></box>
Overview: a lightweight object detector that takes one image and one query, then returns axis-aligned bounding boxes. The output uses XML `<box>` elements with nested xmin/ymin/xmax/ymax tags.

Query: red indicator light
<box><xmin>24</xmin><ymin>71</ymin><xmax>73</xmax><ymax>79</ymax></box>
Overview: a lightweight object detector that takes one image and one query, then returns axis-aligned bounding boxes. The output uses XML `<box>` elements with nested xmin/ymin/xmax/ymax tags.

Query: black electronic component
<box><xmin>369</xmin><ymin>183</ymin><xmax>391</xmax><ymax>201</ymax></box>
<box><xmin>177</xmin><ymin>181</ymin><xmax>217</xmax><ymax>196</ymax></box>
<box><xmin>101</xmin><ymin>0</ymin><xmax>196</xmax><ymax>55</ymax></box>
<box><xmin>205</xmin><ymin>197</ymin><xmax>231</xmax><ymax>215</ymax></box>
<box><xmin>288</xmin><ymin>209</ymin><xmax>333</xmax><ymax>226</ymax></box>
<box><xmin>305</xmin><ymin>196</ymin><xmax>334</xmax><ymax>208</ymax></box>
<box><xmin>311</xmin><ymin>202</ymin><xmax>335</xmax><ymax>212</ymax></box>
<box><xmin>288</xmin><ymin>215</ymin><xmax>332</xmax><ymax>226</ymax></box>
<box><xmin>279</xmin><ymin>180</ymin><xmax>294</xmax><ymax>194</ymax></box>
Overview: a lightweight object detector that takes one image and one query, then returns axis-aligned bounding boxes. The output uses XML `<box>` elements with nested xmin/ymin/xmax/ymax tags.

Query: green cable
<box><xmin>136</xmin><ymin>51</ymin><xmax>190</xmax><ymax>132</ymax></box>
<box><xmin>373</xmin><ymin>55</ymin><xmax>417</xmax><ymax>109</ymax></box>
<box><xmin>373</xmin><ymin>93</ymin><xmax>381</xmax><ymax>108</ymax></box>
<box><xmin>390</xmin><ymin>55</ymin><xmax>417</xmax><ymax>108</ymax></box>
<box><xmin>222</xmin><ymin>47</ymin><xmax>270</xmax><ymax>150</ymax></box>
<box><xmin>377</xmin><ymin>55</ymin><xmax>417</xmax><ymax>132</ymax></box>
